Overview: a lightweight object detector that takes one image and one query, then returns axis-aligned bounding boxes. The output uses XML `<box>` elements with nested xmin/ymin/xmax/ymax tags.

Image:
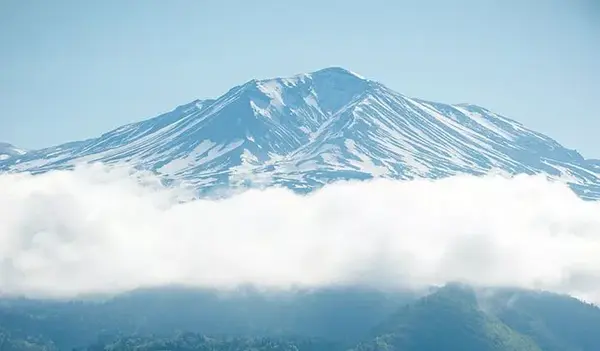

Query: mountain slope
<box><xmin>82</xmin><ymin>333</ymin><xmax>341</xmax><ymax>351</ymax></box>
<box><xmin>0</xmin><ymin>142</ymin><xmax>26</xmax><ymax>161</ymax></box>
<box><xmin>352</xmin><ymin>284</ymin><xmax>541</xmax><ymax>351</ymax></box>
<box><xmin>0</xmin><ymin>328</ymin><xmax>57</xmax><ymax>351</ymax></box>
<box><xmin>481</xmin><ymin>289</ymin><xmax>600</xmax><ymax>351</ymax></box>
<box><xmin>2</xmin><ymin>67</ymin><xmax>599</xmax><ymax>199</ymax></box>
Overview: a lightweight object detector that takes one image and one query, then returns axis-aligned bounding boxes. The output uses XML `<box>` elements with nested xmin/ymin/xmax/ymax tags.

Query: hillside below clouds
<box><xmin>2</xmin><ymin>67</ymin><xmax>599</xmax><ymax>199</ymax></box>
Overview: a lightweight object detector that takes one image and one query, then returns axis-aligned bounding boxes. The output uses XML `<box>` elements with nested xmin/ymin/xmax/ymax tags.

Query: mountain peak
<box><xmin>311</xmin><ymin>66</ymin><xmax>366</xmax><ymax>80</ymax></box>
<box><xmin>2</xmin><ymin>68</ymin><xmax>599</xmax><ymax>200</ymax></box>
<box><xmin>246</xmin><ymin>67</ymin><xmax>366</xmax><ymax>88</ymax></box>
<box><xmin>0</xmin><ymin>142</ymin><xmax>26</xmax><ymax>161</ymax></box>
<box><xmin>234</xmin><ymin>67</ymin><xmax>371</xmax><ymax>120</ymax></box>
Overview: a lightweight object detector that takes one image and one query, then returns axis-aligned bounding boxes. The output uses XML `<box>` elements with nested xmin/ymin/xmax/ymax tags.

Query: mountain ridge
<box><xmin>1</xmin><ymin>67</ymin><xmax>599</xmax><ymax>199</ymax></box>
<box><xmin>3</xmin><ymin>284</ymin><xmax>600</xmax><ymax>351</ymax></box>
<box><xmin>0</xmin><ymin>142</ymin><xmax>26</xmax><ymax>161</ymax></box>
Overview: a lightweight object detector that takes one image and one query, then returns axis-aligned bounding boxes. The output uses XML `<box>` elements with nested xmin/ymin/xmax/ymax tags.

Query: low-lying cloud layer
<box><xmin>1</xmin><ymin>164</ymin><xmax>600</xmax><ymax>302</ymax></box>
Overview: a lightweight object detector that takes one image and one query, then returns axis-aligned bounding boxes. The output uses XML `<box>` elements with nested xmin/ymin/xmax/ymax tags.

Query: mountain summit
<box><xmin>0</xmin><ymin>142</ymin><xmax>26</xmax><ymax>161</ymax></box>
<box><xmin>2</xmin><ymin>67</ymin><xmax>599</xmax><ymax>199</ymax></box>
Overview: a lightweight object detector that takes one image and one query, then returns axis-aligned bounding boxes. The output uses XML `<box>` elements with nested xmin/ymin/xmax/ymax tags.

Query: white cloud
<box><xmin>1</xmin><ymin>163</ymin><xmax>600</xmax><ymax>303</ymax></box>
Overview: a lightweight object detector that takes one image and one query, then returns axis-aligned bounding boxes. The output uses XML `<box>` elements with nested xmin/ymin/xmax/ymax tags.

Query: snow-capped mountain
<box><xmin>0</xmin><ymin>142</ymin><xmax>26</xmax><ymax>161</ymax></box>
<box><xmin>2</xmin><ymin>67</ymin><xmax>599</xmax><ymax>200</ymax></box>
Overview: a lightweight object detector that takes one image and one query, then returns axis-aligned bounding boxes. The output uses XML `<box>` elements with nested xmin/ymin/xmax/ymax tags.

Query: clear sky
<box><xmin>1</xmin><ymin>0</ymin><xmax>599</xmax><ymax>157</ymax></box>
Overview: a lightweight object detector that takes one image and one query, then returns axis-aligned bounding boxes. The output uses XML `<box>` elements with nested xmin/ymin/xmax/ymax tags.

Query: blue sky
<box><xmin>1</xmin><ymin>0</ymin><xmax>599</xmax><ymax>157</ymax></box>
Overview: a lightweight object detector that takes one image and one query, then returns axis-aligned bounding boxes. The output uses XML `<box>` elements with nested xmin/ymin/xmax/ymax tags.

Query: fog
<box><xmin>1</xmin><ymin>164</ymin><xmax>599</xmax><ymax>302</ymax></box>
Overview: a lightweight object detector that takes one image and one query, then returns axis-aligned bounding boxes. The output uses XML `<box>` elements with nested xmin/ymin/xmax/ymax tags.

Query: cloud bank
<box><xmin>1</xmin><ymin>164</ymin><xmax>600</xmax><ymax>302</ymax></box>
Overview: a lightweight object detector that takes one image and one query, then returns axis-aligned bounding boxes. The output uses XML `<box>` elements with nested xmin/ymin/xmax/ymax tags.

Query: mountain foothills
<box><xmin>1</xmin><ymin>67</ymin><xmax>599</xmax><ymax>199</ymax></box>
<box><xmin>1</xmin><ymin>285</ymin><xmax>600</xmax><ymax>350</ymax></box>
